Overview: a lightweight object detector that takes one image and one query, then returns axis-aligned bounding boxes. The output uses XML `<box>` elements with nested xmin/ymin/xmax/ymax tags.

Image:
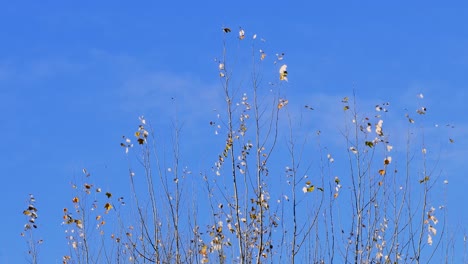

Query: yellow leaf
<box><xmin>378</xmin><ymin>169</ymin><xmax>386</xmax><ymax>176</ymax></box>
<box><xmin>279</xmin><ymin>64</ymin><xmax>288</xmax><ymax>81</ymax></box>
<box><xmin>419</xmin><ymin>176</ymin><xmax>430</xmax><ymax>183</ymax></box>
<box><xmin>74</xmin><ymin>219</ymin><xmax>83</xmax><ymax>229</ymax></box>
<box><xmin>278</xmin><ymin>99</ymin><xmax>288</xmax><ymax>109</ymax></box>
<box><xmin>104</xmin><ymin>203</ymin><xmax>113</xmax><ymax>212</ymax></box>
<box><xmin>199</xmin><ymin>245</ymin><xmax>208</xmax><ymax>256</ymax></box>
<box><xmin>307</xmin><ymin>186</ymin><xmax>315</xmax><ymax>192</ymax></box>
<box><xmin>72</xmin><ymin>197</ymin><xmax>79</xmax><ymax>203</ymax></box>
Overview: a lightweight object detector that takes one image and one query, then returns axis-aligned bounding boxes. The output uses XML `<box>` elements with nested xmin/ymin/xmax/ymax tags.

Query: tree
<box><xmin>22</xmin><ymin>27</ymin><xmax>457</xmax><ymax>264</ymax></box>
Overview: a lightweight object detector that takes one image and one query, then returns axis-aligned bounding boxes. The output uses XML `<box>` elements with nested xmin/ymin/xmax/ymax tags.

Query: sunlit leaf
<box><xmin>72</xmin><ymin>197</ymin><xmax>79</xmax><ymax>203</ymax></box>
<box><xmin>375</xmin><ymin>120</ymin><xmax>383</xmax><ymax>136</ymax></box>
<box><xmin>307</xmin><ymin>186</ymin><xmax>315</xmax><ymax>192</ymax></box>
<box><xmin>239</xmin><ymin>29</ymin><xmax>245</xmax><ymax>40</ymax></box>
<box><xmin>378</xmin><ymin>169</ymin><xmax>386</xmax><ymax>176</ymax></box>
<box><xmin>104</xmin><ymin>203</ymin><xmax>113</xmax><ymax>212</ymax></box>
<box><xmin>384</xmin><ymin>157</ymin><xmax>392</xmax><ymax>165</ymax></box>
<box><xmin>75</xmin><ymin>219</ymin><xmax>83</xmax><ymax>229</ymax></box>
<box><xmin>419</xmin><ymin>176</ymin><xmax>430</xmax><ymax>183</ymax></box>
<box><xmin>430</xmin><ymin>214</ymin><xmax>438</xmax><ymax>225</ymax></box>
<box><xmin>417</xmin><ymin>107</ymin><xmax>427</xmax><ymax>115</ymax></box>
<box><xmin>278</xmin><ymin>99</ymin><xmax>289</xmax><ymax>109</ymax></box>
<box><xmin>279</xmin><ymin>64</ymin><xmax>288</xmax><ymax>81</ymax></box>
<box><xmin>65</xmin><ymin>215</ymin><xmax>74</xmax><ymax>224</ymax></box>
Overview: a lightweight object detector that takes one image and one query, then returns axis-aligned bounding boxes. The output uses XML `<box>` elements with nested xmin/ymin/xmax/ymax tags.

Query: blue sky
<box><xmin>1</xmin><ymin>2</ymin><xmax>467</xmax><ymax>263</ymax></box>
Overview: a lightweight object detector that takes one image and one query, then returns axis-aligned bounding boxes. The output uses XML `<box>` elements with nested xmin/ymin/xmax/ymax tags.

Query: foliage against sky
<box><xmin>1</xmin><ymin>2</ymin><xmax>467</xmax><ymax>263</ymax></box>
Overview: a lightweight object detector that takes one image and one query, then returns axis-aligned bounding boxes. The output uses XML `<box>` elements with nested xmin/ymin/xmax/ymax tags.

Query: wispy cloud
<box><xmin>119</xmin><ymin>70</ymin><xmax>224</xmax><ymax>126</ymax></box>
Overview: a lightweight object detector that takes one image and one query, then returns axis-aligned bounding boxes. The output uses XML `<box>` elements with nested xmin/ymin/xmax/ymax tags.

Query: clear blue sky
<box><xmin>1</xmin><ymin>2</ymin><xmax>467</xmax><ymax>263</ymax></box>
